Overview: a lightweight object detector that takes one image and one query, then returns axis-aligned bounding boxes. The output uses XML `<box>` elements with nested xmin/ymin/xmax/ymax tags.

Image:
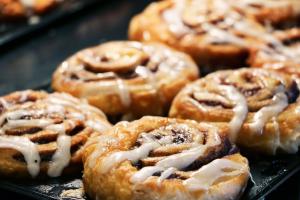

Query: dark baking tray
<box><xmin>0</xmin><ymin>0</ymin><xmax>101</xmax><ymax>48</ymax></box>
<box><xmin>1</xmin><ymin>0</ymin><xmax>300</xmax><ymax>199</ymax></box>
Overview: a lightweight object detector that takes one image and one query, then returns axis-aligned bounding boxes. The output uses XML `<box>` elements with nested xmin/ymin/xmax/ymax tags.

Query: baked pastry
<box><xmin>169</xmin><ymin>68</ymin><xmax>300</xmax><ymax>154</ymax></box>
<box><xmin>0</xmin><ymin>90</ymin><xmax>111</xmax><ymax>178</ymax></box>
<box><xmin>52</xmin><ymin>41</ymin><xmax>199</xmax><ymax>120</ymax></box>
<box><xmin>0</xmin><ymin>0</ymin><xmax>58</xmax><ymax>19</ymax></box>
<box><xmin>229</xmin><ymin>0</ymin><xmax>300</xmax><ymax>28</ymax></box>
<box><xmin>83</xmin><ymin>116</ymin><xmax>249</xmax><ymax>200</ymax></box>
<box><xmin>129</xmin><ymin>0</ymin><xmax>275</xmax><ymax>72</ymax></box>
<box><xmin>249</xmin><ymin>28</ymin><xmax>300</xmax><ymax>83</ymax></box>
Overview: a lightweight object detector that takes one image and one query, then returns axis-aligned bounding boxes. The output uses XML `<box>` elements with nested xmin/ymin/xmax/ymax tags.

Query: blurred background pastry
<box><xmin>52</xmin><ymin>41</ymin><xmax>199</xmax><ymax>121</ymax></box>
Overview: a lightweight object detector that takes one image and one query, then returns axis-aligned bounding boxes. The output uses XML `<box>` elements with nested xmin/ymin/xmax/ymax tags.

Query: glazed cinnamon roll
<box><xmin>229</xmin><ymin>0</ymin><xmax>300</xmax><ymax>28</ymax></box>
<box><xmin>0</xmin><ymin>90</ymin><xmax>111</xmax><ymax>178</ymax></box>
<box><xmin>52</xmin><ymin>41</ymin><xmax>199</xmax><ymax>120</ymax></box>
<box><xmin>129</xmin><ymin>0</ymin><xmax>275</xmax><ymax>72</ymax></box>
<box><xmin>0</xmin><ymin>0</ymin><xmax>58</xmax><ymax>19</ymax></box>
<box><xmin>83</xmin><ymin>116</ymin><xmax>249</xmax><ymax>200</ymax></box>
<box><xmin>169</xmin><ymin>68</ymin><xmax>300</xmax><ymax>154</ymax></box>
<box><xmin>249</xmin><ymin>28</ymin><xmax>300</xmax><ymax>82</ymax></box>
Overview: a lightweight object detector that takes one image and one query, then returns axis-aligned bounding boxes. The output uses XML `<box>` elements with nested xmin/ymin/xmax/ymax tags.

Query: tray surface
<box><xmin>0</xmin><ymin>0</ymin><xmax>300</xmax><ymax>199</ymax></box>
<box><xmin>0</xmin><ymin>0</ymin><xmax>100</xmax><ymax>48</ymax></box>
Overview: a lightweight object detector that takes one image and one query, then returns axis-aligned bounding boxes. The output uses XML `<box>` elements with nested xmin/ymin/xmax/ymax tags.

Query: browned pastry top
<box><xmin>52</xmin><ymin>41</ymin><xmax>199</xmax><ymax>117</ymax></box>
<box><xmin>170</xmin><ymin>68</ymin><xmax>300</xmax><ymax>154</ymax></box>
<box><xmin>0</xmin><ymin>90</ymin><xmax>111</xmax><ymax>178</ymax></box>
<box><xmin>83</xmin><ymin>117</ymin><xmax>249</xmax><ymax>200</ymax></box>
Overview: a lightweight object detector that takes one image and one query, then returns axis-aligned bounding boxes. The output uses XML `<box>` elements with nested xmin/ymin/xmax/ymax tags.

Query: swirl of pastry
<box><xmin>170</xmin><ymin>68</ymin><xmax>300</xmax><ymax>154</ymax></box>
<box><xmin>249</xmin><ymin>28</ymin><xmax>300</xmax><ymax>84</ymax></box>
<box><xmin>83</xmin><ymin>116</ymin><xmax>249</xmax><ymax>200</ymax></box>
<box><xmin>0</xmin><ymin>90</ymin><xmax>111</xmax><ymax>178</ymax></box>
<box><xmin>229</xmin><ymin>0</ymin><xmax>300</xmax><ymax>28</ymax></box>
<box><xmin>52</xmin><ymin>41</ymin><xmax>199</xmax><ymax>120</ymax></box>
<box><xmin>128</xmin><ymin>0</ymin><xmax>277</xmax><ymax>72</ymax></box>
<box><xmin>0</xmin><ymin>0</ymin><xmax>58</xmax><ymax>19</ymax></box>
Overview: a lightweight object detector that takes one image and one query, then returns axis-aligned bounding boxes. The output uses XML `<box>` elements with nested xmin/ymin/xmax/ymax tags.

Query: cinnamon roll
<box><xmin>83</xmin><ymin>116</ymin><xmax>249</xmax><ymax>200</ymax></box>
<box><xmin>0</xmin><ymin>0</ymin><xmax>58</xmax><ymax>19</ymax></box>
<box><xmin>249</xmin><ymin>28</ymin><xmax>300</xmax><ymax>82</ymax></box>
<box><xmin>169</xmin><ymin>68</ymin><xmax>300</xmax><ymax>154</ymax></box>
<box><xmin>52</xmin><ymin>41</ymin><xmax>199</xmax><ymax>120</ymax></box>
<box><xmin>0</xmin><ymin>90</ymin><xmax>111</xmax><ymax>178</ymax></box>
<box><xmin>128</xmin><ymin>0</ymin><xmax>276</xmax><ymax>72</ymax></box>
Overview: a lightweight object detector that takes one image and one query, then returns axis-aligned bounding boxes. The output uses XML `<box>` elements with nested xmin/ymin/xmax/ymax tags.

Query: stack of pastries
<box><xmin>2</xmin><ymin>0</ymin><xmax>300</xmax><ymax>199</ymax></box>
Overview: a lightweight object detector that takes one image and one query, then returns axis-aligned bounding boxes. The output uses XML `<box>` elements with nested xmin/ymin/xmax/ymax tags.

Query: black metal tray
<box><xmin>0</xmin><ymin>0</ymin><xmax>101</xmax><ymax>48</ymax></box>
<box><xmin>1</xmin><ymin>0</ymin><xmax>300</xmax><ymax>199</ymax></box>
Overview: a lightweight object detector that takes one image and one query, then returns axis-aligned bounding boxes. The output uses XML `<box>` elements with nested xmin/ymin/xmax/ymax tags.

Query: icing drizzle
<box><xmin>98</xmin><ymin>123</ymin><xmax>246</xmax><ymax>192</ymax></box>
<box><xmin>0</xmin><ymin>91</ymin><xmax>110</xmax><ymax>177</ymax></box>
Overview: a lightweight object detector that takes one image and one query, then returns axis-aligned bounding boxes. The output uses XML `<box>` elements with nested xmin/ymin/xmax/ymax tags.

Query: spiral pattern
<box><xmin>83</xmin><ymin>116</ymin><xmax>249</xmax><ymax>200</ymax></box>
<box><xmin>52</xmin><ymin>41</ymin><xmax>198</xmax><ymax>119</ymax></box>
<box><xmin>0</xmin><ymin>90</ymin><xmax>111</xmax><ymax>178</ymax></box>
<box><xmin>170</xmin><ymin>68</ymin><xmax>300</xmax><ymax>154</ymax></box>
<box><xmin>129</xmin><ymin>0</ymin><xmax>283</xmax><ymax>71</ymax></box>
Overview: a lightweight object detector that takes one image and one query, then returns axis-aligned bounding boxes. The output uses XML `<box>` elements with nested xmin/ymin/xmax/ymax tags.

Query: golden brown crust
<box><xmin>0</xmin><ymin>0</ymin><xmax>57</xmax><ymax>19</ymax></box>
<box><xmin>83</xmin><ymin>116</ymin><xmax>249</xmax><ymax>200</ymax></box>
<box><xmin>0</xmin><ymin>90</ymin><xmax>111</xmax><ymax>179</ymax></box>
<box><xmin>128</xmin><ymin>0</ymin><xmax>273</xmax><ymax>72</ymax></box>
<box><xmin>52</xmin><ymin>41</ymin><xmax>199</xmax><ymax>119</ymax></box>
<box><xmin>170</xmin><ymin>68</ymin><xmax>300</xmax><ymax>154</ymax></box>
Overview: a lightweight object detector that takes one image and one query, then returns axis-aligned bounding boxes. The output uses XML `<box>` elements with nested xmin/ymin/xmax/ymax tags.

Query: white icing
<box><xmin>87</xmin><ymin>135</ymin><xmax>119</xmax><ymax>168</ymax></box>
<box><xmin>101</xmin><ymin>142</ymin><xmax>160</xmax><ymax>173</ymax></box>
<box><xmin>20</xmin><ymin>0</ymin><xmax>36</xmax><ymax>8</ymax></box>
<box><xmin>48</xmin><ymin>135</ymin><xmax>72</xmax><ymax>177</ymax></box>
<box><xmin>0</xmin><ymin>92</ymin><xmax>109</xmax><ymax>177</ymax></box>
<box><xmin>157</xmin><ymin>167</ymin><xmax>176</xmax><ymax>185</ymax></box>
<box><xmin>116</xmin><ymin>79</ymin><xmax>131</xmax><ymax>107</ymax></box>
<box><xmin>219</xmin><ymin>85</ymin><xmax>248</xmax><ymax>142</ymax></box>
<box><xmin>162</xmin><ymin>0</ymin><xmax>190</xmax><ymax>37</ymax></box>
<box><xmin>183</xmin><ymin>158</ymin><xmax>246</xmax><ymax>191</ymax></box>
<box><xmin>0</xmin><ymin>98</ymin><xmax>9</xmax><ymax>109</ymax></box>
<box><xmin>0</xmin><ymin>136</ymin><xmax>40</xmax><ymax>177</ymax></box>
<box><xmin>248</xmin><ymin>89</ymin><xmax>288</xmax><ymax>134</ymax></box>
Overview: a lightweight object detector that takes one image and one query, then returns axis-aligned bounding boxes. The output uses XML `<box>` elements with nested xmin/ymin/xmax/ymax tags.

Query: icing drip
<box><xmin>48</xmin><ymin>135</ymin><xmax>72</xmax><ymax>177</ymax></box>
<box><xmin>219</xmin><ymin>85</ymin><xmax>248</xmax><ymax>142</ymax></box>
<box><xmin>248</xmin><ymin>90</ymin><xmax>288</xmax><ymax>134</ymax></box>
<box><xmin>0</xmin><ymin>136</ymin><xmax>40</xmax><ymax>177</ymax></box>
<box><xmin>183</xmin><ymin>158</ymin><xmax>245</xmax><ymax>191</ymax></box>
<box><xmin>116</xmin><ymin>79</ymin><xmax>131</xmax><ymax>107</ymax></box>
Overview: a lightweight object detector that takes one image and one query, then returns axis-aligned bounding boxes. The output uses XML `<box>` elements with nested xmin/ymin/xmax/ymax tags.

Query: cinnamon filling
<box><xmin>132</xmin><ymin>126</ymin><xmax>235</xmax><ymax>180</ymax></box>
